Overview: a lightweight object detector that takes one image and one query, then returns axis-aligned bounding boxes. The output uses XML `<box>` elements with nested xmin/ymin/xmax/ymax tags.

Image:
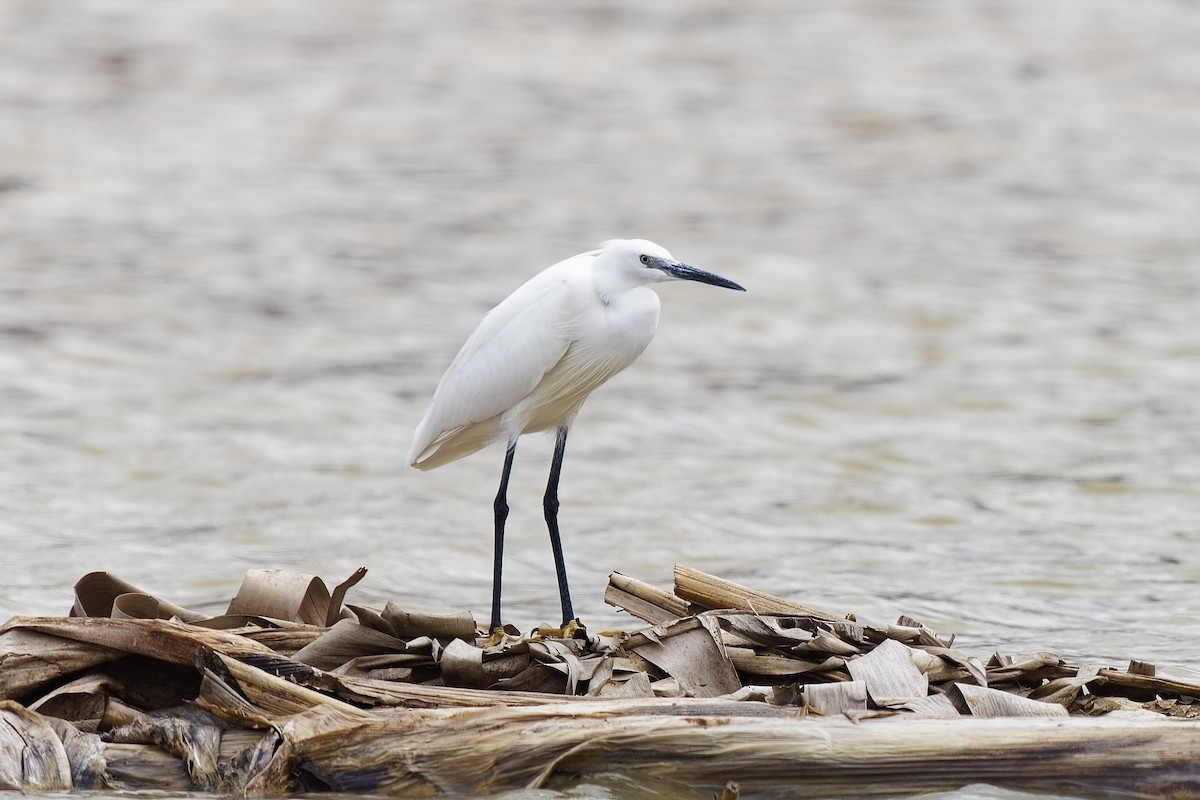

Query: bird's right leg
<box><xmin>543</xmin><ymin>426</ymin><xmax>575</xmax><ymax>626</ymax></box>
<box><xmin>490</xmin><ymin>438</ymin><xmax>518</xmax><ymax>631</ymax></box>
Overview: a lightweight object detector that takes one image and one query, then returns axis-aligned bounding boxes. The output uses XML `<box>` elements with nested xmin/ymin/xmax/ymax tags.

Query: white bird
<box><xmin>408</xmin><ymin>239</ymin><xmax>745</xmax><ymax>630</ymax></box>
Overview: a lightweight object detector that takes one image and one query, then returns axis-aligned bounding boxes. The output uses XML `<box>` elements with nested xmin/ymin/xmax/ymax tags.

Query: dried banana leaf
<box><xmin>0</xmin><ymin>700</ymin><xmax>72</xmax><ymax>791</ymax></box>
<box><xmin>846</xmin><ymin>638</ymin><xmax>929</xmax><ymax>708</ymax></box>
<box><xmin>4</xmin><ymin>564</ymin><xmax>1200</xmax><ymax>797</ymax></box>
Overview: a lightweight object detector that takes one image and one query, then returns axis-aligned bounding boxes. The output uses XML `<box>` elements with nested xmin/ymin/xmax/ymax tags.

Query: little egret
<box><xmin>408</xmin><ymin>239</ymin><xmax>745</xmax><ymax>630</ymax></box>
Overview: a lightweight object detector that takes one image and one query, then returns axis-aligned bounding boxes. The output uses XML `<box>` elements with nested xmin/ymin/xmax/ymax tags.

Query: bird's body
<box><xmin>409</xmin><ymin>239</ymin><xmax>744</xmax><ymax>629</ymax></box>
<box><xmin>408</xmin><ymin>248</ymin><xmax>661</xmax><ymax>470</ymax></box>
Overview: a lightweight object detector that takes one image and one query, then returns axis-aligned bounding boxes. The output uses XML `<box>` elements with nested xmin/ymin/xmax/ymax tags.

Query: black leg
<box><xmin>544</xmin><ymin>425</ymin><xmax>575</xmax><ymax>625</ymax></box>
<box><xmin>491</xmin><ymin>438</ymin><xmax>517</xmax><ymax>630</ymax></box>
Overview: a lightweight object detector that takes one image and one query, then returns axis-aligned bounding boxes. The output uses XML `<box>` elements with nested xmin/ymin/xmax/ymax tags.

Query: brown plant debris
<box><xmin>2</xmin><ymin>565</ymin><xmax>1200</xmax><ymax>797</ymax></box>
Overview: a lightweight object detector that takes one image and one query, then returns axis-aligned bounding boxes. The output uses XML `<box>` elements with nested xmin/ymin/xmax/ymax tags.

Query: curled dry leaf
<box><xmin>1</xmin><ymin>564</ymin><xmax>1200</xmax><ymax>796</ymax></box>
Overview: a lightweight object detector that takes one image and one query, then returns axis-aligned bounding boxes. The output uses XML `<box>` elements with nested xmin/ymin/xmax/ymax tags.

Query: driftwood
<box><xmin>2</xmin><ymin>565</ymin><xmax>1200</xmax><ymax>798</ymax></box>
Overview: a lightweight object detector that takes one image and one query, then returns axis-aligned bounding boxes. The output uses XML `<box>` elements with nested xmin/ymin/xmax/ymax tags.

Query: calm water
<box><xmin>3</xmin><ymin>1</ymin><xmax>1200</xmax><ymax>798</ymax></box>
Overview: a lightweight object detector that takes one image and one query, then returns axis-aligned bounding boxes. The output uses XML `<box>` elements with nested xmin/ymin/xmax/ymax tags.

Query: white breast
<box><xmin>504</xmin><ymin>283</ymin><xmax>661</xmax><ymax>436</ymax></box>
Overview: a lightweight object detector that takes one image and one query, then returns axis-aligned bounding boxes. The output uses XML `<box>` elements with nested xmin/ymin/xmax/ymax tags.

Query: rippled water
<box><xmin>3</xmin><ymin>1</ymin><xmax>1200</xmax><ymax>797</ymax></box>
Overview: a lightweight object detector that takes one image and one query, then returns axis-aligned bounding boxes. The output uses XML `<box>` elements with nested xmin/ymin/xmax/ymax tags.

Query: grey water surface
<box><xmin>2</xmin><ymin>2</ymin><xmax>1200</xmax><ymax>798</ymax></box>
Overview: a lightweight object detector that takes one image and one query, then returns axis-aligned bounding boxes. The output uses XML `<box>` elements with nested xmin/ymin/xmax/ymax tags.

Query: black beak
<box><xmin>654</xmin><ymin>258</ymin><xmax>746</xmax><ymax>291</ymax></box>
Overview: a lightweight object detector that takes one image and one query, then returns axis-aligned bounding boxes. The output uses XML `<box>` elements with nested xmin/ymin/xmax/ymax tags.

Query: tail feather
<box><xmin>409</xmin><ymin>418</ymin><xmax>503</xmax><ymax>470</ymax></box>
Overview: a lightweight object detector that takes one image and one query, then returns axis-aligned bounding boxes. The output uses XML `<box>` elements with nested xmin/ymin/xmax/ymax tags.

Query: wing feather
<box><xmin>408</xmin><ymin>261</ymin><xmax>581</xmax><ymax>468</ymax></box>
<box><xmin>513</xmin><ymin>337</ymin><xmax>646</xmax><ymax>435</ymax></box>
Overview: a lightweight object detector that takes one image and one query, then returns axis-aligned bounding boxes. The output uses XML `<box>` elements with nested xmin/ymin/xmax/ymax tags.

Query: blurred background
<box><xmin>2</xmin><ymin>0</ymin><xmax>1199</xmax><ymax>686</ymax></box>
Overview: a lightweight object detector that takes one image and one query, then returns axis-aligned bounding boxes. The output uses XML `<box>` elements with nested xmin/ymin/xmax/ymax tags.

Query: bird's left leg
<box><xmin>543</xmin><ymin>425</ymin><xmax>575</xmax><ymax>625</ymax></box>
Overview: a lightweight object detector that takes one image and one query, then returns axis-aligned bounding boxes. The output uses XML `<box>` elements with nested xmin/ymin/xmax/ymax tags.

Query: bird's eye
<box><xmin>639</xmin><ymin>255</ymin><xmax>650</xmax><ymax>265</ymax></box>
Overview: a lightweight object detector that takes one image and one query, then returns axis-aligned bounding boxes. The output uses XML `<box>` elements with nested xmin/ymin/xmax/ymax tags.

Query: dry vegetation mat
<box><xmin>3</xmin><ymin>564</ymin><xmax>1200</xmax><ymax>798</ymax></box>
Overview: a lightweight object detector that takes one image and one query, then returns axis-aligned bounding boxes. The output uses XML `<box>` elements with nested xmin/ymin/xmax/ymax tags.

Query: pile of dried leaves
<box><xmin>3</xmin><ymin>564</ymin><xmax>1200</xmax><ymax>797</ymax></box>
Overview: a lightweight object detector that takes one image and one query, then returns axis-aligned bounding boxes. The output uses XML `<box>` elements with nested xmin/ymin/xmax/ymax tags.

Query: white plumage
<box><xmin>410</xmin><ymin>240</ymin><xmax>666</xmax><ymax>469</ymax></box>
<box><xmin>408</xmin><ymin>238</ymin><xmax>744</xmax><ymax>628</ymax></box>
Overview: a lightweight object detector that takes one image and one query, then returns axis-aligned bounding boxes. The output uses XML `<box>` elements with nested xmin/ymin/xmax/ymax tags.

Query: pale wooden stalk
<box><xmin>673</xmin><ymin>565</ymin><xmax>842</xmax><ymax>621</ymax></box>
<box><xmin>271</xmin><ymin>704</ymin><xmax>1200</xmax><ymax>798</ymax></box>
<box><xmin>604</xmin><ymin>572</ymin><xmax>691</xmax><ymax>623</ymax></box>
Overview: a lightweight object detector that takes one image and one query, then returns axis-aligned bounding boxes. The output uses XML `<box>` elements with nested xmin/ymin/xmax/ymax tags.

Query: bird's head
<box><xmin>595</xmin><ymin>239</ymin><xmax>746</xmax><ymax>292</ymax></box>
